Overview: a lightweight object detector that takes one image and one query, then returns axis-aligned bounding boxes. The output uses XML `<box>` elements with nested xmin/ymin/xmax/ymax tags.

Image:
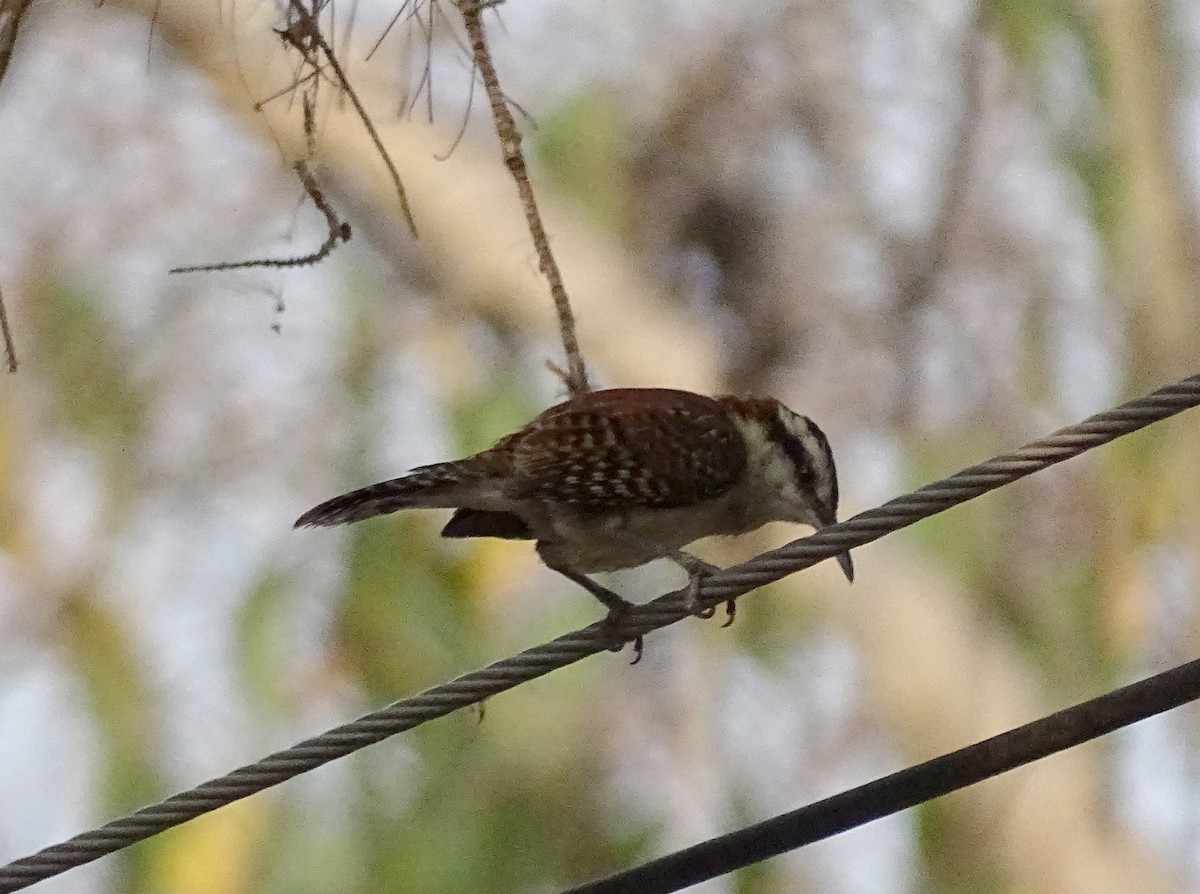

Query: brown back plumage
<box><xmin>504</xmin><ymin>388</ymin><xmax>747</xmax><ymax>508</ymax></box>
<box><xmin>296</xmin><ymin>389</ymin><xmax>752</xmax><ymax>528</ymax></box>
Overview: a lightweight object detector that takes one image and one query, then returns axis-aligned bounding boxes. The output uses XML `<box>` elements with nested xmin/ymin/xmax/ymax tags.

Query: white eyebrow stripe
<box><xmin>777</xmin><ymin>409</ymin><xmax>838</xmax><ymax>510</ymax></box>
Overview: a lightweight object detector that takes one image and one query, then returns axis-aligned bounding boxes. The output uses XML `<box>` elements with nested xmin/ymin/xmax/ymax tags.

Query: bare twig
<box><xmin>254</xmin><ymin>67</ymin><xmax>325</xmax><ymax>112</ymax></box>
<box><xmin>889</xmin><ymin>15</ymin><xmax>986</xmax><ymax>425</ymax></box>
<box><xmin>278</xmin><ymin>0</ymin><xmax>418</xmax><ymax>236</ymax></box>
<box><xmin>894</xmin><ymin>17</ymin><xmax>984</xmax><ymax>316</ymax></box>
<box><xmin>144</xmin><ymin>0</ymin><xmax>163</xmax><ymax>68</ymax></box>
<box><xmin>455</xmin><ymin>0</ymin><xmax>591</xmax><ymax>395</ymax></box>
<box><xmin>0</xmin><ymin>282</ymin><xmax>16</xmax><ymax>373</ymax></box>
<box><xmin>0</xmin><ymin>0</ymin><xmax>35</xmax><ymax>91</ymax></box>
<box><xmin>170</xmin><ymin>161</ymin><xmax>351</xmax><ymax>273</ymax></box>
<box><xmin>365</xmin><ymin>0</ymin><xmax>416</xmax><ymax>61</ymax></box>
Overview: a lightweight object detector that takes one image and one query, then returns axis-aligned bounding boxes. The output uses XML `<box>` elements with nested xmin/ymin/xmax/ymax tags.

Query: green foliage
<box><xmin>1067</xmin><ymin>144</ymin><xmax>1121</xmax><ymax>246</ymax></box>
<box><xmin>56</xmin><ymin>592</ymin><xmax>160</xmax><ymax>811</ymax></box>
<box><xmin>236</xmin><ymin>571</ymin><xmax>294</xmax><ymax>710</ymax></box>
<box><xmin>241</xmin><ymin>687</ymin><xmax>650</xmax><ymax>894</ymax></box>
<box><xmin>901</xmin><ymin>441</ymin><xmax>1119</xmax><ymax>690</ymax></box>
<box><xmin>914</xmin><ymin>799</ymin><xmax>1006</xmax><ymax>894</ymax></box>
<box><xmin>901</xmin><ymin>439</ymin><xmax>984</xmax><ymax>584</ymax></box>
<box><xmin>32</xmin><ymin>275</ymin><xmax>146</xmax><ymax>448</ymax></box>
<box><xmin>730</xmin><ymin>578</ymin><xmax>818</xmax><ymax>665</ymax></box>
<box><xmin>1104</xmin><ymin>421</ymin><xmax>1172</xmax><ymax>531</ymax></box>
<box><xmin>1050</xmin><ymin>558</ymin><xmax>1118</xmax><ymax>683</ymax></box>
<box><xmin>334</xmin><ymin>513</ymin><xmax>478</xmax><ymax>697</ymax></box>
<box><xmin>534</xmin><ymin>91</ymin><xmax>630</xmax><ymax>230</ymax></box>
<box><xmin>56</xmin><ymin>590</ymin><xmax>162</xmax><ymax>894</ymax></box>
<box><xmin>982</xmin><ymin>0</ymin><xmax>1119</xmax><ymax>242</ymax></box>
<box><xmin>448</xmin><ymin>381</ymin><xmax>536</xmax><ymax>458</ymax></box>
<box><xmin>343</xmin><ymin>711</ymin><xmax>646</xmax><ymax>894</ymax></box>
<box><xmin>730</xmin><ymin>855</ymin><xmax>772</xmax><ymax>894</ymax></box>
<box><xmin>983</xmin><ymin>0</ymin><xmax>1097</xmax><ymax>76</ymax></box>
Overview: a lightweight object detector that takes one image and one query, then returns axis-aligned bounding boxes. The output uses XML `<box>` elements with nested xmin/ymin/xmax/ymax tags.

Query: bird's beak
<box><xmin>836</xmin><ymin>550</ymin><xmax>854</xmax><ymax>583</ymax></box>
<box><xmin>809</xmin><ymin>504</ymin><xmax>854</xmax><ymax>584</ymax></box>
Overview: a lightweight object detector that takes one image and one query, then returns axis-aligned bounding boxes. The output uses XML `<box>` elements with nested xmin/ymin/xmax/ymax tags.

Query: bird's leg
<box><xmin>664</xmin><ymin>550</ymin><xmax>718</xmax><ymax>613</ymax></box>
<box><xmin>537</xmin><ymin>547</ymin><xmax>643</xmax><ymax>662</ymax></box>
<box><xmin>597</xmin><ymin>526</ymin><xmax>734</xmax><ymax>625</ymax></box>
<box><xmin>663</xmin><ymin>550</ymin><xmax>735</xmax><ymax>625</ymax></box>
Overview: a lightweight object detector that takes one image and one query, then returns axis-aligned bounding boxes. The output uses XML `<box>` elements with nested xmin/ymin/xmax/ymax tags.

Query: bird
<box><xmin>296</xmin><ymin>388</ymin><xmax>853</xmax><ymax>650</ymax></box>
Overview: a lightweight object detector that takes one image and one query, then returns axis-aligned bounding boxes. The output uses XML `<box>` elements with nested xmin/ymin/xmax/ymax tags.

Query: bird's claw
<box><xmin>719</xmin><ymin>599</ymin><xmax>736</xmax><ymax>627</ymax></box>
<box><xmin>600</xmin><ymin>601</ymin><xmax>643</xmax><ymax>664</ymax></box>
<box><xmin>677</xmin><ymin>556</ymin><xmax>724</xmax><ymax>619</ymax></box>
<box><xmin>696</xmin><ymin>598</ymin><xmax>737</xmax><ymax>626</ymax></box>
<box><xmin>627</xmin><ymin>636</ymin><xmax>644</xmax><ymax>664</ymax></box>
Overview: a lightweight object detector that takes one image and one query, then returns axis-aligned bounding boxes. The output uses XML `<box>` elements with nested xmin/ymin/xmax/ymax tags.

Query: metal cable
<box><xmin>565</xmin><ymin>655</ymin><xmax>1200</xmax><ymax>894</ymax></box>
<box><xmin>1</xmin><ymin>372</ymin><xmax>1198</xmax><ymax>892</ymax></box>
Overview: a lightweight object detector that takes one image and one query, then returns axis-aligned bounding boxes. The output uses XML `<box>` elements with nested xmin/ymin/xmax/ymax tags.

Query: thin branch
<box><xmin>891</xmin><ymin>15</ymin><xmax>986</xmax><ymax>425</ymax></box>
<box><xmin>0</xmin><ymin>372</ymin><xmax>1196</xmax><ymax>892</ymax></box>
<box><xmin>894</xmin><ymin>15</ymin><xmax>985</xmax><ymax>316</ymax></box>
<box><xmin>432</xmin><ymin>55</ymin><xmax>475</xmax><ymax>162</ymax></box>
<box><xmin>253</xmin><ymin>66</ymin><xmax>325</xmax><ymax>112</ymax></box>
<box><xmin>563</xmin><ymin>655</ymin><xmax>1200</xmax><ymax>893</ymax></box>
<box><xmin>278</xmin><ymin>0</ymin><xmax>418</xmax><ymax>236</ymax></box>
<box><xmin>144</xmin><ymin>0</ymin><xmax>163</xmax><ymax>68</ymax></box>
<box><xmin>0</xmin><ymin>282</ymin><xmax>16</xmax><ymax>373</ymax></box>
<box><xmin>364</xmin><ymin>0</ymin><xmax>415</xmax><ymax>61</ymax></box>
<box><xmin>169</xmin><ymin>161</ymin><xmax>351</xmax><ymax>273</ymax></box>
<box><xmin>0</xmin><ymin>0</ymin><xmax>35</xmax><ymax>91</ymax></box>
<box><xmin>455</xmin><ymin>0</ymin><xmax>590</xmax><ymax>395</ymax></box>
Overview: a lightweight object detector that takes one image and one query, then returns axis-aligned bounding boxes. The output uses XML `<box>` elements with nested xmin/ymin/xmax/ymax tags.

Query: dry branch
<box><xmin>278</xmin><ymin>0</ymin><xmax>417</xmax><ymax>236</ymax></box>
<box><xmin>455</xmin><ymin>0</ymin><xmax>590</xmax><ymax>395</ymax></box>
<box><xmin>0</xmin><ymin>0</ymin><xmax>34</xmax><ymax>92</ymax></box>
<box><xmin>0</xmin><ymin>282</ymin><xmax>15</xmax><ymax>372</ymax></box>
<box><xmin>170</xmin><ymin>161</ymin><xmax>351</xmax><ymax>273</ymax></box>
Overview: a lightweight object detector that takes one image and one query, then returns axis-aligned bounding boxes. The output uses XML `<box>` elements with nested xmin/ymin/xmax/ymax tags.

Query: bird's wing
<box><xmin>441</xmin><ymin>508</ymin><xmax>532</xmax><ymax>540</ymax></box>
<box><xmin>509</xmin><ymin>389</ymin><xmax>747</xmax><ymax>508</ymax></box>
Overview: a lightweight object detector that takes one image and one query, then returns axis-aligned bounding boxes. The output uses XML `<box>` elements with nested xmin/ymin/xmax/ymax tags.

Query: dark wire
<box><xmin>563</xmin><ymin>656</ymin><xmax>1200</xmax><ymax>893</ymax></box>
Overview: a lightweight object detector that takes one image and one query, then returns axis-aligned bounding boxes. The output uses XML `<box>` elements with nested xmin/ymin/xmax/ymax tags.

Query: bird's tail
<box><xmin>294</xmin><ymin>462</ymin><xmax>483</xmax><ymax>527</ymax></box>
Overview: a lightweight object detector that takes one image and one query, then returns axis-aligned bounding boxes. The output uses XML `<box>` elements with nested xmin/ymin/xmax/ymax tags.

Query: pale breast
<box><xmin>538</xmin><ymin>492</ymin><xmax>767</xmax><ymax>574</ymax></box>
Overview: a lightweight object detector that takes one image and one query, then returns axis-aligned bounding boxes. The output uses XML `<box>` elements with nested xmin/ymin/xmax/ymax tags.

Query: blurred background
<box><xmin>0</xmin><ymin>0</ymin><xmax>1198</xmax><ymax>892</ymax></box>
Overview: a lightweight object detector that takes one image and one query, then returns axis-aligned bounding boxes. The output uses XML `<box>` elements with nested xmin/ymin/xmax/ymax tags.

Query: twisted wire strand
<box><xmin>1</xmin><ymin>373</ymin><xmax>1197</xmax><ymax>892</ymax></box>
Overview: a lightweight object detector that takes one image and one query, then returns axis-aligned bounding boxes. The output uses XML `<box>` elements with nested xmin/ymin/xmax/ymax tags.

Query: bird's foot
<box><xmin>694</xmin><ymin>597</ymin><xmax>737</xmax><ymax>626</ymax></box>
<box><xmin>671</xmin><ymin>554</ymin><xmax>738</xmax><ymax>627</ymax></box>
<box><xmin>600</xmin><ymin>600</ymin><xmax>643</xmax><ymax>664</ymax></box>
<box><xmin>670</xmin><ymin>554</ymin><xmax>722</xmax><ymax>618</ymax></box>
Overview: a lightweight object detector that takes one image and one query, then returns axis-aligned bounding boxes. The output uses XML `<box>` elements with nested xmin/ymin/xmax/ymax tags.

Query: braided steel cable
<box><xmin>1</xmin><ymin>372</ymin><xmax>1197</xmax><ymax>892</ymax></box>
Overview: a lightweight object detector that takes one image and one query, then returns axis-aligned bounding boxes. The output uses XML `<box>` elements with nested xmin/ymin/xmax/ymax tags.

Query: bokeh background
<box><xmin>1</xmin><ymin>1</ymin><xmax>1199</xmax><ymax>892</ymax></box>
